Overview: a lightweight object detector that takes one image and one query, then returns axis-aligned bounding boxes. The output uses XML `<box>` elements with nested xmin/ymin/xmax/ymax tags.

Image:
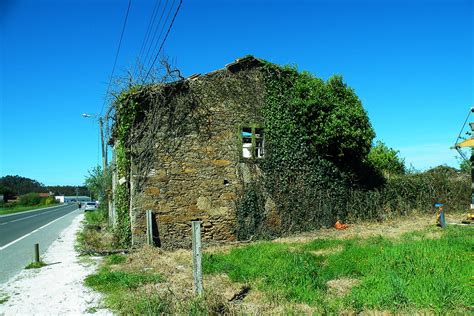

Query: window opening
<box><xmin>241</xmin><ymin>127</ymin><xmax>264</xmax><ymax>159</ymax></box>
<box><xmin>255</xmin><ymin>128</ymin><xmax>264</xmax><ymax>158</ymax></box>
<box><xmin>242</xmin><ymin>127</ymin><xmax>252</xmax><ymax>158</ymax></box>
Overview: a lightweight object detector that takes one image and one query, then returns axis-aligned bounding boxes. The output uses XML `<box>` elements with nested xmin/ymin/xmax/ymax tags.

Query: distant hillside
<box><xmin>0</xmin><ymin>175</ymin><xmax>88</xmax><ymax>198</ymax></box>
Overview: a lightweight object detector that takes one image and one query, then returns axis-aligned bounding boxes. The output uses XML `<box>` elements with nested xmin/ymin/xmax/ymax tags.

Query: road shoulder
<box><xmin>0</xmin><ymin>213</ymin><xmax>112</xmax><ymax>315</ymax></box>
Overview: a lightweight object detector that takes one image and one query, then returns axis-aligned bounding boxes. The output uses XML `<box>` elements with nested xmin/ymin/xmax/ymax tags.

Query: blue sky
<box><xmin>0</xmin><ymin>0</ymin><xmax>472</xmax><ymax>185</ymax></box>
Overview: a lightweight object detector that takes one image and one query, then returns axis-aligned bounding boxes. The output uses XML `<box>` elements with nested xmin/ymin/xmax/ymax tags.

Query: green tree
<box><xmin>262</xmin><ymin>66</ymin><xmax>377</xmax><ymax>186</ymax></box>
<box><xmin>47</xmin><ymin>185</ymin><xmax>88</xmax><ymax>196</ymax></box>
<box><xmin>0</xmin><ymin>175</ymin><xmax>46</xmax><ymax>195</ymax></box>
<box><xmin>368</xmin><ymin>141</ymin><xmax>406</xmax><ymax>176</ymax></box>
<box><xmin>457</xmin><ymin>154</ymin><xmax>471</xmax><ymax>174</ymax></box>
<box><xmin>84</xmin><ymin>165</ymin><xmax>111</xmax><ymax>204</ymax></box>
<box><xmin>0</xmin><ymin>185</ymin><xmax>16</xmax><ymax>201</ymax></box>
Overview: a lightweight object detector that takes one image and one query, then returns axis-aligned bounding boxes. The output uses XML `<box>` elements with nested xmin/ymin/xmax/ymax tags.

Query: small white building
<box><xmin>55</xmin><ymin>196</ymin><xmax>91</xmax><ymax>203</ymax></box>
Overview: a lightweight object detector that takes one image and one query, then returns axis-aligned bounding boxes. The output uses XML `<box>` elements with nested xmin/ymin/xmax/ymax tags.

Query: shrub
<box><xmin>368</xmin><ymin>140</ymin><xmax>406</xmax><ymax>176</ymax></box>
<box><xmin>43</xmin><ymin>196</ymin><xmax>57</xmax><ymax>205</ymax></box>
<box><xmin>18</xmin><ymin>193</ymin><xmax>42</xmax><ymax>206</ymax></box>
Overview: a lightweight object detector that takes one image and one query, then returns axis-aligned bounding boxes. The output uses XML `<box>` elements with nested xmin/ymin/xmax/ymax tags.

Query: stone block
<box><xmin>183</xmin><ymin>168</ymin><xmax>197</xmax><ymax>174</ymax></box>
<box><xmin>197</xmin><ymin>196</ymin><xmax>211</xmax><ymax>210</ymax></box>
<box><xmin>209</xmin><ymin>206</ymin><xmax>229</xmax><ymax>216</ymax></box>
<box><xmin>220</xmin><ymin>192</ymin><xmax>236</xmax><ymax>201</ymax></box>
<box><xmin>144</xmin><ymin>187</ymin><xmax>161</xmax><ymax>196</ymax></box>
<box><xmin>211</xmin><ymin>159</ymin><xmax>232</xmax><ymax>167</ymax></box>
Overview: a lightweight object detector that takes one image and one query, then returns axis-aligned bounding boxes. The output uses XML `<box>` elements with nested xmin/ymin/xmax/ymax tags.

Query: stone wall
<box><xmin>130</xmin><ymin>68</ymin><xmax>266</xmax><ymax>248</ymax></box>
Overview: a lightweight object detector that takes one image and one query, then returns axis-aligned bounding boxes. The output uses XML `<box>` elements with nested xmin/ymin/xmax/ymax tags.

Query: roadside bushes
<box><xmin>236</xmin><ymin>166</ymin><xmax>469</xmax><ymax>238</ymax></box>
<box><xmin>246</xmin><ymin>166</ymin><xmax>471</xmax><ymax>238</ymax></box>
<box><xmin>347</xmin><ymin>167</ymin><xmax>470</xmax><ymax>221</ymax></box>
<box><xmin>18</xmin><ymin>193</ymin><xmax>42</xmax><ymax>206</ymax></box>
<box><xmin>17</xmin><ymin>193</ymin><xmax>58</xmax><ymax>207</ymax></box>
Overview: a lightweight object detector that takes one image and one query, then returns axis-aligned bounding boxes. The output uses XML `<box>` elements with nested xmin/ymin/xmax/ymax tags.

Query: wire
<box><xmin>142</xmin><ymin>0</ymin><xmax>174</xmax><ymax>79</ymax></box>
<box><xmin>143</xmin><ymin>0</ymin><xmax>182</xmax><ymax>82</ymax></box>
<box><xmin>139</xmin><ymin>0</ymin><xmax>171</xmax><ymax>80</ymax></box>
<box><xmin>133</xmin><ymin>0</ymin><xmax>162</xmax><ymax>79</ymax></box>
<box><xmin>100</xmin><ymin>0</ymin><xmax>133</xmax><ymax>117</ymax></box>
<box><xmin>455</xmin><ymin>108</ymin><xmax>472</xmax><ymax>146</ymax></box>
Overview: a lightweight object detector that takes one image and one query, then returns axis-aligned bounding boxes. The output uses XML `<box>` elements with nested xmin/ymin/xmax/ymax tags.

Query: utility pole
<box><xmin>99</xmin><ymin>117</ymin><xmax>108</xmax><ymax>170</ymax></box>
<box><xmin>83</xmin><ymin>113</ymin><xmax>113</xmax><ymax>224</ymax></box>
<box><xmin>83</xmin><ymin>114</ymin><xmax>107</xmax><ymax>173</ymax></box>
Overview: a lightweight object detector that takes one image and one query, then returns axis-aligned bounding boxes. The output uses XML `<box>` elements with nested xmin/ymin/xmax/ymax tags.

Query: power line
<box><xmin>100</xmin><ymin>0</ymin><xmax>133</xmax><ymax>117</ymax></box>
<box><xmin>143</xmin><ymin>0</ymin><xmax>182</xmax><ymax>82</ymax></box>
<box><xmin>133</xmin><ymin>0</ymin><xmax>162</xmax><ymax>79</ymax></box>
<box><xmin>455</xmin><ymin>108</ymin><xmax>473</xmax><ymax>146</ymax></box>
<box><xmin>138</xmin><ymin>0</ymin><xmax>171</xmax><ymax>80</ymax></box>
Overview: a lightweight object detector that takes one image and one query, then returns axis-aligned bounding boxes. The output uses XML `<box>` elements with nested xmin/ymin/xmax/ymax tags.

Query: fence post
<box><xmin>191</xmin><ymin>220</ymin><xmax>203</xmax><ymax>295</ymax></box>
<box><xmin>34</xmin><ymin>243</ymin><xmax>40</xmax><ymax>263</ymax></box>
<box><xmin>146</xmin><ymin>210</ymin><xmax>153</xmax><ymax>246</ymax></box>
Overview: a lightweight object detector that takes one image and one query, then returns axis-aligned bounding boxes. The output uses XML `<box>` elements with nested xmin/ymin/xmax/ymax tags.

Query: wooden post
<box><xmin>34</xmin><ymin>243</ymin><xmax>40</xmax><ymax>263</ymax></box>
<box><xmin>146</xmin><ymin>210</ymin><xmax>153</xmax><ymax>245</ymax></box>
<box><xmin>192</xmin><ymin>220</ymin><xmax>203</xmax><ymax>295</ymax></box>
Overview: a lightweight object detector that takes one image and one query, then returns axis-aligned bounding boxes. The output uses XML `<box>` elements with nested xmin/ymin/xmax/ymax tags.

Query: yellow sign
<box><xmin>456</xmin><ymin>138</ymin><xmax>474</xmax><ymax>148</ymax></box>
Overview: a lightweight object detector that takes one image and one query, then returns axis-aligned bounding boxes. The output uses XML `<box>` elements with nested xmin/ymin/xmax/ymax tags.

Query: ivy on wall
<box><xmin>236</xmin><ymin>62</ymin><xmax>469</xmax><ymax>237</ymax></box>
<box><xmin>113</xmin><ymin>88</ymin><xmax>140</xmax><ymax>247</ymax></box>
<box><xmin>249</xmin><ymin>63</ymin><xmax>379</xmax><ymax>232</ymax></box>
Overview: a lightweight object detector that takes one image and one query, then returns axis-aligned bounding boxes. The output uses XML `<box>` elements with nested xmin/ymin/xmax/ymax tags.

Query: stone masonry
<box><xmin>128</xmin><ymin>56</ymin><xmax>267</xmax><ymax>248</ymax></box>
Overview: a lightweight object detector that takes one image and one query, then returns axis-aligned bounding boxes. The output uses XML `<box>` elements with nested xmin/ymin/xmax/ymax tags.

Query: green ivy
<box><xmin>240</xmin><ymin>63</ymin><xmax>379</xmax><ymax>232</ymax></box>
<box><xmin>235</xmin><ymin>182</ymin><xmax>267</xmax><ymax>240</ymax></box>
<box><xmin>112</xmin><ymin>87</ymin><xmax>142</xmax><ymax>247</ymax></box>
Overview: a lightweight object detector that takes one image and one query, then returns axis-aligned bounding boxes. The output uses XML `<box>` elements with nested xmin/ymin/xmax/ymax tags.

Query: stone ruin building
<box><xmin>112</xmin><ymin>56</ymin><xmax>273</xmax><ymax>248</ymax></box>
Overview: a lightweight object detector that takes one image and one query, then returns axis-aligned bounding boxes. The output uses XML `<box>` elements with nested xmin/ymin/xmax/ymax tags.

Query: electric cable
<box><xmin>138</xmin><ymin>0</ymin><xmax>171</xmax><ymax>80</ymax></box>
<box><xmin>100</xmin><ymin>0</ymin><xmax>133</xmax><ymax>117</ymax></box>
<box><xmin>454</xmin><ymin>107</ymin><xmax>474</xmax><ymax>161</ymax></box>
<box><xmin>133</xmin><ymin>0</ymin><xmax>162</xmax><ymax>79</ymax></box>
<box><xmin>143</xmin><ymin>0</ymin><xmax>182</xmax><ymax>82</ymax></box>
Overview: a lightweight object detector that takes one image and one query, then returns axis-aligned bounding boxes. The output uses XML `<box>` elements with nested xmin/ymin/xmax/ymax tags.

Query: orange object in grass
<box><xmin>334</xmin><ymin>220</ymin><xmax>348</xmax><ymax>230</ymax></box>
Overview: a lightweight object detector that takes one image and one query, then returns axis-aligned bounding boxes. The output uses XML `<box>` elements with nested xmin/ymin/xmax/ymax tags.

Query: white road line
<box><xmin>0</xmin><ymin>209</ymin><xmax>79</xmax><ymax>251</ymax></box>
<box><xmin>0</xmin><ymin>204</ymin><xmax>67</xmax><ymax>218</ymax></box>
<box><xmin>1</xmin><ymin>208</ymin><xmax>66</xmax><ymax>225</ymax></box>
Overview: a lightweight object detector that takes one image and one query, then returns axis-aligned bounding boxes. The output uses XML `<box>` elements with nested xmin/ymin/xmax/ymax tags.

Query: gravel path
<box><xmin>0</xmin><ymin>213</ymin><xmax>112</xmax><ymax>315</ymax></box>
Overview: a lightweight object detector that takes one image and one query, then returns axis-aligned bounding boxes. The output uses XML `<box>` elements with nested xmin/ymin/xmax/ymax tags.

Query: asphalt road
<box><xmin>0</xmin><ymin>204</ymin><xmax>82</xmax><ymax>284</ymax></box>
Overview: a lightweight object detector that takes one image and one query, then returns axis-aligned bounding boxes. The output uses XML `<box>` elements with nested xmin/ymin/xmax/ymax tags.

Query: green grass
<box><xmin>0</xmin><ymin>203</ymin><xmax>60</xmax><ymax>215</ymax></box>
<box><xmin>0</xmin><ymin>294</ymin><xmax>9</xmax><ymax>305</ymax></box>
<box><xmin>76</xmin><ymin>206</ymin><xmax>112</xmax><ymax>253</ymax></box>
<box><xmin>25</xmin><ymin>261</ymin><xmax>47</xmax><ymax>269</ymax></box>
<box><xmin>84</xmin><ymin>208</ymin><xmax>107</xmax><ymax>226</ymax></box>
<box><xmin>84</xmin><ymin>257</ymin><xmax>168</xmax><ymax>314</ymax></box>
<box><xmin>105</xmin><ymin>254</ymin><xmax>127</xmax><ymax>265</ymax></box>
<box><xmin>85</xmin><ymin>267</ymin><xmax>162</xmax><ymax>293</ymax></box>
<box><xmin>204</xmin><ymin>226</ymin><xmax>474</xmax><ymax>313</ymax></box>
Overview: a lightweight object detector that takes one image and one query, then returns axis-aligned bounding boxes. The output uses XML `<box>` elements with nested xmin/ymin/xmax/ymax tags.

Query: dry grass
<box><xmin>115</xmin><ymin>246</ymin><xmax>244</xmax><ymax>313</ymax></box>
<box><xmin>76</xmin><ymin>228</ymin><xmax>114</xmax><ymax>253</ymax></box>
<box><xmin>326</xmin><ymin>278</ymin><xmax>360</xmax><ymax>297</ymax></box>
<box><xmin>273</xmin><ymin>213</ymin><xmax>465</xmax><ymax>244</ymax></box>
<box><xmin>112</xmin><ymin>245</ymin><xmax>326</xmax><ymax>314</ymax></box>
<box><xmin>310</xmin><ymin>244</ymin><xmax>344</xmax><ymax>256</ymax></box>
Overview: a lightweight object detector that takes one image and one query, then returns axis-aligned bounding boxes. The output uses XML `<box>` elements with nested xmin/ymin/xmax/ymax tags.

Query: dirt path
<box><xmin>0</xmin><ymin>214</ymin><xmax>112</xmax><ymax>315</ymax></box>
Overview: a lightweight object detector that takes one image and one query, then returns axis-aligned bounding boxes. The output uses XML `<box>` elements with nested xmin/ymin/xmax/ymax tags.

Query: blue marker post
<box><xmin>435</xmin><ymin>203</ymin><xmax>446</xmax><ymax>228</ymax></box>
